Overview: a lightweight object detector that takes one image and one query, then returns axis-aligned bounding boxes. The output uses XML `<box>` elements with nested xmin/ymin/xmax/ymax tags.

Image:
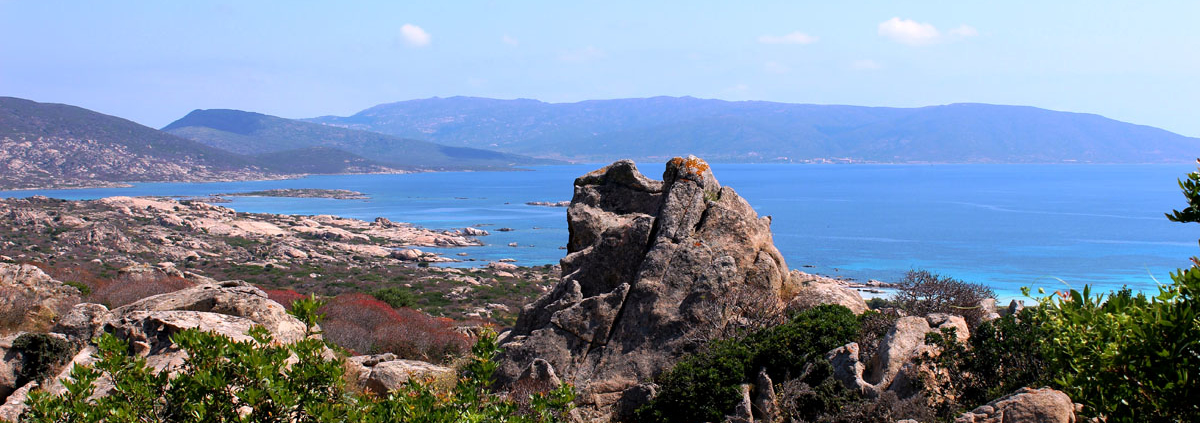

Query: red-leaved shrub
<box><xmin>319</xmin><ymin>293</ymin><xmax>470</xmax><ymax>363</ymax></box>
<box><xmin>264</xmin><ymin>289</ymin><xmax>306</xmax><ymax>310</ymax></box>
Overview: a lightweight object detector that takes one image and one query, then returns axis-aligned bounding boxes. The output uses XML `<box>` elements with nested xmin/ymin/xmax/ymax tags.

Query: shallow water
<box><xmin>5</xmin><ymin>163</ymin><xmax>1197</xmax><ymax>300</ymax></box>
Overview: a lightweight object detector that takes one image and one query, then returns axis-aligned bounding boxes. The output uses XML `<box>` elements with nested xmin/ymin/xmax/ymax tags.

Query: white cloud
<box><xmin>400</xmin><ymin>24</ymin><xmax>431</xmax><ymax>47</ymax></box>
<box><xmin>502</xmin><ymin>34</ymin><xmax>519</xmax><ymax>46</ymax></box>
<box><xmin>558</xmin><ymin>46</ymin><xmax>605</xmax><ymax>62</ymax></box>
<box><xmin>877</xmin><ymin>17</ymin><xmax>940</xmax><ymax>45</ymax></box>
<box><xmin>757</xmin><ymin>31</ymin><xmax>818</xmax><ymax>45</ymax></box>
<box><xmin>851</xmin><ymin>59</ymin><xmax>881</xmax><ymax>70</ymax></box>
<box><xmin>949</xmin><ymin>25</ymin><xmax>979</xmax><ymax>37</ymax></box>
<box><xmin>764</xmin><ymin>61</ymin><xmax>790</xmax><ymax>74</ymax></box>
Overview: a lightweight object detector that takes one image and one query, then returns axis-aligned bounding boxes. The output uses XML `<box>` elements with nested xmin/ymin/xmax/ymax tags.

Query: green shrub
<box><xmin>921</xmin><ymin>308</ymin><xmax>1049</xmax><ymax>419</ymax></box>
<box><xmin>638</xmin><ymin>304</ymin><xmax>860</xmax><ymax>423</ymax></box>
<box><xmin>22</xmin><ymin>297</ymin><xmax>574</xmax><ymax>423</ymax></box>
<box><xmin>372</xmin><ymin>287</ymin><xmax>415</xmax><ymax>309</ymax></box>
<box><xmin>12</xmin><ymin>333</ymin><xmax>74</xmax><ymax>386</ymax></box>
<box><xmin>1028</xmin><ymin>268</ymin><xmax>1199</xmax><ymax>422</ymax></box>
<box><xmin>62</xmin><ymin>281</ymin><xmax>90</xmax><ymax>296</ymax></box>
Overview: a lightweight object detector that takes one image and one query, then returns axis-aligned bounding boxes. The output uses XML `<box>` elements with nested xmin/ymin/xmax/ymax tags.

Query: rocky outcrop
<box><xmin>0</xmin><ymin>280</ymin><xmax>318</xmax><ymax>419</ymax></box>
<box><xmin>955</xmin><ymin>387</ymin><xmax>1079</xmax><ymax>423</ymax></box>
<box><xmin>0</xmin><ymin>263</ymin><xmax>81</xmax><ymax>331</ymax></box>
<box><xmin>496</xmin><ymin>157</ymin><xmax>797</xmax><ymax>419</ymax></box>
<box><xmin>348</xmin><ymin>354</ymin><xmax>454</xmax><ymax>395</ymax></box>
<box><xmin>829</xmin><ymin>313</ymin><xmax>970</xmax><ymax>399</ymax></box>
<box><xmin>111</xmin><ymin>280</ymin><xmax>309</xmax><ymax>344</ymax></box>
<box><xmin>786</xmin><ymin>270</ymin><xmax>868</xmax><ymax>315</ymax></box>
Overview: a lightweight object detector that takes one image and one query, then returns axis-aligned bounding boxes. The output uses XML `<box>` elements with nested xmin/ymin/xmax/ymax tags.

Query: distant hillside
<box><xmin>164</xmin><ymin>109</ymin><xmax>558</xmax><ymax>170</ymax></box>
<box><xmin>0</xmin><ymin>97</ymin><xmax>275</xmax><ymax>189</ymax></box>
<box><xmin>307</xmin><ymin>96</ymin><xmax>1200</xmax><ymax>163</ymax></box>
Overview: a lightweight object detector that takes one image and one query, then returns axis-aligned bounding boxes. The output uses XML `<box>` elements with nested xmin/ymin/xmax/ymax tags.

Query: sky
<box><xmin>1</xmin><ymin>1</ymin><xmax>1198</xmax><ymax>136</ymax></box>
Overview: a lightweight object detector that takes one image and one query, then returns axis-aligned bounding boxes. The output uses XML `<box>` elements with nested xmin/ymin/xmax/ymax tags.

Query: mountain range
<box><xmin>0</xmin><ymin>98</ymin><xmax>551</xmax><ymax>189</ymax></box>
<box><xmin>3</xmin><ymin>94</ymin><xmax>1197</xmax><ymax>190</ymax></box>
<box><xmin>308</xmin><ymin>96</ymin><xmax>1200</xmax><ymax>163</ymax></box>
<box><xmin>162</xmin><ymin>109</ymin><xmax>557</xmax><ymax>170</ymax></box>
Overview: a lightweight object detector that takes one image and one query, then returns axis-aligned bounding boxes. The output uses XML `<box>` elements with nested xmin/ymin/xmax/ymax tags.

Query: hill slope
<box><xmin>163</xmin><ymin>109</ymin><xmax>558</xmax><ymax>170</ymax></box>
<box><xmin>0</xmin><ymin>97</ymin><xmax>275</xmax><ymax>189</ymax></box>
<box><xmin>307</xmin><ymin>96</ymin><xmax>1200</xmax><ymax>163</ymax></box>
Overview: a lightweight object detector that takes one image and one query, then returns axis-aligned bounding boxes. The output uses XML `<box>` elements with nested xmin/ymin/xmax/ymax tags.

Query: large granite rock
<box><xmin>0</xmin><ymin>263</ymin><xmax>81</xmax><ymax>331</ymax></box>
<box><xmin>955</xmin><ymin>387</ymin><xmax>1079</xmax><ymax>423</ymax></box>
<box><xmin>111</xmin><ymin>280</ymin><xmax>309</xmax><ymax>344</ymax></box>
<box><xmin>347</xmin><ymin>354</ymin><xmax>454</xmax><ymax>395</ymax></box>
<box><xmin>828</xmin><ymin>313</ymin><xmax>970</xmax><ymax>399</ymax></box>
<box><xmin>497</xmin><ymin>157</ymin><xmax>796</xmax><ymax>418</ymax></box>
<box><xmin>785</xmin><ymin>271</ymin><xmax>868</xmax><ymax>315</ymax></box>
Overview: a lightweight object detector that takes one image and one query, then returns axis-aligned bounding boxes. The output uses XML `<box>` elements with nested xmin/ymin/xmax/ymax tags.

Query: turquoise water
<box><xmin>4</xmin><ymin>163</ymin><xmax>1197</xmax><ymax>300</ymax></box>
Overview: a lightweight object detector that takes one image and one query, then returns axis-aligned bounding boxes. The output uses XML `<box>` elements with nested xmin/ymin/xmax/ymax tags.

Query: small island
<box><xmin>218</xmin><ymin>188</ymin><xmax>369</xmax><ymax>200</ymax></box>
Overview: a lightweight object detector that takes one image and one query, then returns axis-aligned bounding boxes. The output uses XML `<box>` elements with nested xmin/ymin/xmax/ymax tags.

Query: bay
<box><xmin>4</xmin><ymin>163</ymin><xmax>1197</xmax><ymax>300</ymax></box>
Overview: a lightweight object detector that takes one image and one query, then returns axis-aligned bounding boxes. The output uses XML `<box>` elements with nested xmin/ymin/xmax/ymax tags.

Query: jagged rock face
<box><xmin>497</xmin><ymin>156</ymin><xmax>794</xmax><ymax>415</ymax></box>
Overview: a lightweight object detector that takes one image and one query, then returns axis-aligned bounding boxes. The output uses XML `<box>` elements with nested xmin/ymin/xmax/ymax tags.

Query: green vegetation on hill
<box><xmin>308</xmin><ymin>96</ymin><xmax>1200</xmax><ymax>163</ymax></box>
<box><xmin>164</xmin><ymin>108</ymin><xmax>559</xmax><ymax>171</ymax></box>
<box><xmin>0</xmin><ymin>97</ymin><xmax>270</xmax><ymax>188</ymax></box>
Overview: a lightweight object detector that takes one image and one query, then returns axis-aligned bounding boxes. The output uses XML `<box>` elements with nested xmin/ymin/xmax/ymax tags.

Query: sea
<box><xmin>4</xmin><ymin>163</ymin><xmax>1197</xmax><ymax>301</ymax></box>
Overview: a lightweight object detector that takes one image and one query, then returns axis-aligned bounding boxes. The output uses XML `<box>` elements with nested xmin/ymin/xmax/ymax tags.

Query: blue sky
<box><xmin>2</xmin><ymin>1</ymin><xmax>1197</xmax><ymax>136</ymax></box>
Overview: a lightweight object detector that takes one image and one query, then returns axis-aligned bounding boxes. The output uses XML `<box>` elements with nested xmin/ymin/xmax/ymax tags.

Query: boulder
<box><xmin>828</xmin><ymin>313</ymin><xmax>971</xmax><ymax>399</ymax></box>
<box><xmin>497</xmin><ymin>157</ymin><xmax>794</xmax><ymax>419</ymax></box>
<box><xmin>785</xmin><ymin>272</ymin><xmax>868</xmax><ymax>315</ymax></box>
<box><xmin>487</xmin><ymin>261</ymin><xmax>519</xmax><ymax>272</ymax></box>
<box><xmin>111</xmin><ymin>280</ymin><xmax>309</xmax><ymax>344</ymax></box>
<box><xmin>350</xmin><ymin>357</ymin><xmax>453</xmax><ymax>395</ymax></box>
<box><xmin>0</xmin><ymin>334</ymin><xmax>22</xmax><ymax>402</ymax></box>
<box><xmin>51</xmin><ymin>303</ymin><xmax>111</xmax><ymax>342</ymax></box>
<box><xmin>955</xmin><ymin>387</ymin><xmax>1079</xmax><ymax>423</ymax></box>
<box><xmin>0</xmin><ymin>263</ymin><xmax>80</xmax><ymax>331</ymax></box>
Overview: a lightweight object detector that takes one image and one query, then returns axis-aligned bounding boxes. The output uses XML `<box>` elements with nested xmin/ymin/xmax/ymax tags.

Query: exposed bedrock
<box><xmin>497</xmin><ymin>156</ymin><xmax>857</xmax><ymax>419</ymax></box>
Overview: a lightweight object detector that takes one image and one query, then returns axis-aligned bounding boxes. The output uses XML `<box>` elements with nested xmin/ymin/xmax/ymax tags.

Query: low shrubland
<box><xmin>19</xmin><ymin>296</ymin><xmax>575</xmax><ymax>423</ymax></box>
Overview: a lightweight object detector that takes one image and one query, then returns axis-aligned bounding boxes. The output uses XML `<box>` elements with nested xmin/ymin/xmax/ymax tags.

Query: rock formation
<box><xmin>497</xmin><ymin>156</ymin><xmax>860</xmax><ymax>419</ymax></box>
<box><xmin>828</xmin><ymin>313</ymin><xmax>970</xmax><ymax>399</ymax></box>
<box><xmin>0</xmin><ymin>264</ymin><xmax>81</xmax><ymax>332</ymax></box>
<box><xmin>955</xmin><ymin>387</ymin><xmax>1080</xmax><ymax>423</ymax></box>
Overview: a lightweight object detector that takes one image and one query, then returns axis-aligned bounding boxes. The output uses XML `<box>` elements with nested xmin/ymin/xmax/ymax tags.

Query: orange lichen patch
<box><xmin>671</xmin><ymin>156</ymin><xmax>710</xmax><ymax>176</ymax></box>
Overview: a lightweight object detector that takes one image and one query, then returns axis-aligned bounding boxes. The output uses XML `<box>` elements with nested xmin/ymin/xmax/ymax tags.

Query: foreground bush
<box><xmin>1025</xmin><ymin>268</ymin><xmax>1199</xmax><ymax>422</ymax></box>
<box><xmin>637</xmin><ymin>305</ymin><xmax>861</xmax><ymax>423</ymax></box>
<box><xmin>21</xmin><ymin>297</ymin><xmax>574</xmax><ymax>423</ymax></box>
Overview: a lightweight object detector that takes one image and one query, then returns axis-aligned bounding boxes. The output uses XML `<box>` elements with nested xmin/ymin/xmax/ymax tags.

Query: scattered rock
<box><xmin>463</xmin><ymin>227</ymin><xmax>490</xmax><ymax>236</ymax></box>
<box><xmin>497</xmin><ymin>227</ymin><xmax>515</xmax><ymax>232</ymax></box>
<box><xmin>488</xmin><ymin>261</ymin><xmax>519</xmax><ymax>272</ymax></box>
<box><xmin>526</xmin><ymin>201</ymin><xmax>571</xmax><ymax>207</ymax></box>
<box><xmin>507</xmin><ymin>242</ymin><xmax>519</xmax><ymax>247</ymax></box>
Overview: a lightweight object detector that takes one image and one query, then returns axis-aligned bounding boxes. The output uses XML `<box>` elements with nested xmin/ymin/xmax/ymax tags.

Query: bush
<box><xmin>319</xmin><ymin>293</ymin><xmax>470</xmax><ymax>362</ymax></box>
<box><xmin>638</xmin><ymin>304</ymin><xmax>861</xmax><ymax>423</ymax></box>
<box><xmin>920</xmin><ymin>308</ymin><xmax>1048</xmax><ymax>418</ymax></box>
<box><xmin>12</xmin><ymin>333</ymin><xmax>74</xmax><ymax>387</ymax></box>
<box><xmin>372</xmin><ymin>286</ymin><xmax>415</xmax><ymax>309</ymax></box>
<box><xmin>21</xmin><ymin>299</ymin><xmax>575</xmax><ymax>423</ymax></box>
<box><xmin>893</xmin><ymin>270</ymin><xmax>995</xmax><ymax>329</ymax></box>
<box><xmin>1029</xmin><ymin>268</ymin><xmax>1199</xmax><ymax>422</ymax></box>
<box><xmin>88</xmin><ymin>272</ymin><xmax>194</xmax><ymax>308</ymax></box>
<box><xmin>264</xmin><ymin>288</ymin><xmax>307</xmax><ymax>310</ymax></box>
